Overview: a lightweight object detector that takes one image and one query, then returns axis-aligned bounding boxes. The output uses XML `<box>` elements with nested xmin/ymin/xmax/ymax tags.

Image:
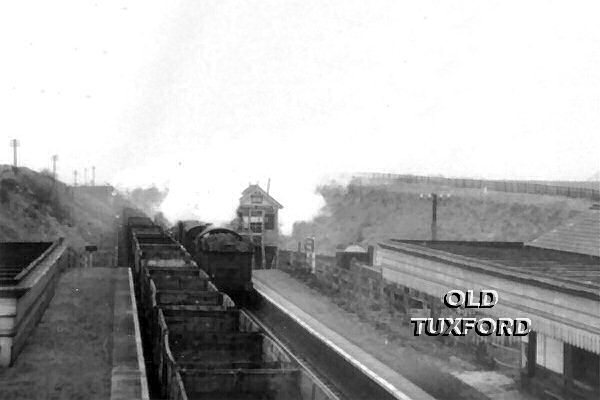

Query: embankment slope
<box><xmin>287</xmin><ymin>182</ymin><xmax>593</xmax><ymax>254</ymax></box>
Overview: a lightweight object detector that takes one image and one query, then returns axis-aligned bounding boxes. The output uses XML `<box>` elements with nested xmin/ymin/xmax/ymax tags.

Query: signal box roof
<box><xmin>240</xmin><ymin>184</ymin><xmax>283</xmax><ymax>209</ymax></box>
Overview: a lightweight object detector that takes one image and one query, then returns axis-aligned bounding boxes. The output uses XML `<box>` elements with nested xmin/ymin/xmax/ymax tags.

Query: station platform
<box><xmin>253</xmin><ymin>270</ymin><xmax>534</xmax><ymax>400</ymax></box>
<box><xmin>110</xmin><ymin>268</ymin><xmax>149</xmax><ymax>400</ymax></box>
<box><xmin>253</xmin><ymin>270</ymin><xmax>435</xmax><ymax>400</ymax></box>
<box><xmin>0</xmin><ymin>267</ymin><xmax>148</xmax><ymax>400</ymax></box>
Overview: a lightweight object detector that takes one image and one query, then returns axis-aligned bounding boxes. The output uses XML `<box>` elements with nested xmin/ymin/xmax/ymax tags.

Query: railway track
<box><xmin>126</xmin><ymin>211</ymin><xmax>343</xmax><ymax>400</ymax></box>
<box><xmin>243</xmin><ymin>309</ymin><xmax>345</xmax><ymax>400</ymax></box>
<box><xmin>124</xmin><ymin>209</ymin><xmax>431</xmax><ymax>400</ymax></box>
<box><xmin>246</xmin><ymin>288</ymin><xmax>415</xmax><ymax>400</ymax></box>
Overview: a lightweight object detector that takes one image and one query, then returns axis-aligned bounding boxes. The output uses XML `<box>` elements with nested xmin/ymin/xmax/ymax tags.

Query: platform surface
<box><xmin>0</xmin><ymin>267</ymin><xmax>148</xmax><ymax>400</ymax></box>
<box><xmin>253</xmin><ymin>270</ymin><xmax>435</xmax><ymax>400</ymax></box>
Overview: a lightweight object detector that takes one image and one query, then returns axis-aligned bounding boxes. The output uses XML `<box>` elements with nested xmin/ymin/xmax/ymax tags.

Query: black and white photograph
<box><xmin>0</xmin><ymin>1</ymin><xmax>599</xmax><ymax>399</ymax></box>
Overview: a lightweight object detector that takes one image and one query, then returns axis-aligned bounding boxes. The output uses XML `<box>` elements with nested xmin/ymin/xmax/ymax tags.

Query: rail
<box><xmin>243</xmin><ymin>309</ymin><xmax>342</xmax><ymax>400</ymax></box>
<box><xmin>250</xmin><ymin>285</ymin><xmax>435</xmax><ymax>400</ymax></box>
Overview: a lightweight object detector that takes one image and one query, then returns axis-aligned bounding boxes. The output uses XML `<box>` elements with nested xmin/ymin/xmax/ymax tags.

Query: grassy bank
<box><xmin>286</xmin><ymin>182</ymin><xmax>593</xmax><ymax>254</ymax></box>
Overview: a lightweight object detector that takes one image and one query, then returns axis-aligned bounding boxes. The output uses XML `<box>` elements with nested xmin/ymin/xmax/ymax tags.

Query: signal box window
<box><xmin>264</xmin><ymin>214</ymin><xmax>275</xmax><ymax>230</ymax></box>
<box><xmin>250</xmin><ymin>210</ymin><xmax>263</xmax><ymax>218</ymax></box>
<box><xmin>251</xmin><ymin>194</ymin><xmax>263</xmax><ymax>204</ymax></box>
<box><xmin>250</xmin><ymin>223</ymin><xmax>262</xmax><ymax>233</ymax></box>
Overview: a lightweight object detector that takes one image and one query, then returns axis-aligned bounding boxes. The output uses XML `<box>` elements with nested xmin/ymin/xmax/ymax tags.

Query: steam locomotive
<box><xmin>169</xmin><ymin>219</ymin><xmax>254</xmax><ymax>304</ymax></box>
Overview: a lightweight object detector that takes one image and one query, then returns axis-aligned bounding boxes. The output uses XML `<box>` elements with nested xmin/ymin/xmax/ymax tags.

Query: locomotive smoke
<box><xmin>160</xmin><ymin>170</ymin><xmax>327</xmax><ymax>235</ymax></box>
<box><xmin>114</xmin><ymin>146</ymin><xmax>329</xmax><ymax>235</ymax></box>
<box><xmin>112</xmin><ymin>129</ymin><xmax>369</xmax><ymax>234</ymax></box>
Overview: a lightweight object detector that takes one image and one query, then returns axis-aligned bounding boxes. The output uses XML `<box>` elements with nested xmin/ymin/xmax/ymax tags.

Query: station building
<box><xmin>375</xmin><ymin>207</ymin><xmax>600</xmax><ymax>399</ymax></box>
<box><xmin>236</xmin><ymin>184</ymin><xmax>283</xmax><ymax>269</ymax></box>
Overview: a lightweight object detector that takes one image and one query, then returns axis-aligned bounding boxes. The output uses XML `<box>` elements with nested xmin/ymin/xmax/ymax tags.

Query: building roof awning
<box><xmin>528</xmin><ymin>209</ymin><xmax>600</xmax><ymax>257</ymax></box>
<box><xmin>380</xmin><ymin>240</ymin><xmax>600</xmax><ymax>298</ymax></box>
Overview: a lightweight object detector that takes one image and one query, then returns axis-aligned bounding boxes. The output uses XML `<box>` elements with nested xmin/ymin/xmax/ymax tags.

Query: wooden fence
<box><xmin>352</xmin><ymin>173</ymin><xmax>600</xmax><ymax>201</ymax></box>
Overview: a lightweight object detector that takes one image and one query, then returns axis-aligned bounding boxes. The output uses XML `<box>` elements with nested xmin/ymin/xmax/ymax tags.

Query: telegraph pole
<box><xmin>91</xmin><ymin>166</ymin><xmax>96</xmax><ymax>186</ymax></box>
<box><xmin>73</xmin><ymin>170</ymin><xmax>78</xmax><ymax>186</ymax></box>
<box><xmin>84</xmin><ymin>168</ymin><xmax>88</xmax><ymax>185</ymax></box>
<box><xmin>431</xmin><ymin>193</ymin><xmax>438</xmax><ymax>241</ymax></box>
<box><xmin>9</xmin><ymin>139</ymin><xmax>19</xmax><ymax>168</ymax></box>
<box><xmin>420</xmin><ymin>192</ymin><xmax>450</xmax><ymax>241</ymax></box>
<box><xmin>51</xmin><ymin>155</ymin><xmax>58</xmax><ymax>180</ymax></box>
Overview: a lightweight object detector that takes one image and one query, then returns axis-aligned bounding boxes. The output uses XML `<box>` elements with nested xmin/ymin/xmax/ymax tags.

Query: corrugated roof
<box><xmin>383</xmin><ymin>240</ymin><xmax>600</xmax><ymax>298</ymax></box>
<box><xmin>528</xmin><ymin>210</ymin><xmax>600</xmax><ymax>257</ymax></box>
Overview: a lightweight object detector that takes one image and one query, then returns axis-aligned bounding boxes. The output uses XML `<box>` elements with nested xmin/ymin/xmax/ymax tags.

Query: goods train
<box><xmin>170</xmin><ymin>219</ymin><xmax>254</xmax><ymax>304</ymax></box>
<box><xmin>122</xmin><ymin>208</ymin><xmax>333</xmax><ymax>399</ymax></box>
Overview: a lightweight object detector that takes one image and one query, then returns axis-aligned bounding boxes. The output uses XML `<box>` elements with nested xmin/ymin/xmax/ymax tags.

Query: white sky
<box><xmin>1</xmin><ymin>1</ymin><xmax>599</xmax><ymax>231</ymax></box>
